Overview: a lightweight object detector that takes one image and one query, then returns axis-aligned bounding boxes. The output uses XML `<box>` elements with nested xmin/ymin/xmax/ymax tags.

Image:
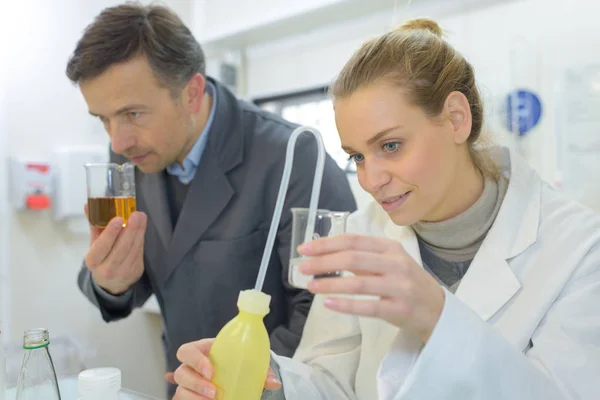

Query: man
<box><xmin>66</xmin><ymin>3</ymin><xmax>356</xmax><ymax>397</ymax></box>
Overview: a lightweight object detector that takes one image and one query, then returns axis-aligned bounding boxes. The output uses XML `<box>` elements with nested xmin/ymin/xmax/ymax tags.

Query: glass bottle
<box><xmin>15</xmin><ymin>328</ymin><xmax>61</xmax><ymax>400</ymax></box>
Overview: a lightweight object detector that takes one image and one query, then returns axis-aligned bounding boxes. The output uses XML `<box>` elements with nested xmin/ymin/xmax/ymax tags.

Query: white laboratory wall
<box><xmin>0</xmin><ymin>33</ymin><xmax>10</xmax><ymax>344</ymax></box>
<box><xmin>196</xmin><ymin>0</ymin><xmax>507</xmax><ymax>51</ymax></box>
<box><xmin>0</xmin><ymin>0</ymin><xmax>192</xmax><ymax>397</ymax></box>
<box><xmin>242</xmin><ymin>0</ymin><xmax>600</xmax><ymax>212</ymax></box>
<box><xmin>198</xmin><ymin>0</ymin><xmax>343</xmax><ymax>41</ymax></box>
<box><xmin>242</xmin><ymin>0</ymin><xmax>506</xmax><ymax>98</ymax></box>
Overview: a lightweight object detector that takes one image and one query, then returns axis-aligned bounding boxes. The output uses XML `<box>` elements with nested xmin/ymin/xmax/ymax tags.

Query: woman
<box><xmin>171</xmin><ymin>18</ymin><xmax>600</xmax><ymax>400</ymax></box>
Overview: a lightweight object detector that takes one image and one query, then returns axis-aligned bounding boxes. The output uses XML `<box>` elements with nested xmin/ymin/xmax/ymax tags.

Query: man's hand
<box><xmin>84</xmin><ymin>205</ymin><xmax>147</xmax><ymax>295</ymax></box>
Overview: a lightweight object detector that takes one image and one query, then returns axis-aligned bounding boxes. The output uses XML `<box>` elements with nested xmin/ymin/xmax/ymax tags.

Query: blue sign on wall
<box><xmin>504</xmin><ymin>89</ymin><xmax>542</xmax><ymax>136</ymax></box>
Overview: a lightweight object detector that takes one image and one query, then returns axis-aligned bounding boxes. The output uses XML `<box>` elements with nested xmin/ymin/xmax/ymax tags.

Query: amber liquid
<box><xmin>87</xmin><ymin>196</ymin><xmax>136</xmax><ymax>228</ymax></box>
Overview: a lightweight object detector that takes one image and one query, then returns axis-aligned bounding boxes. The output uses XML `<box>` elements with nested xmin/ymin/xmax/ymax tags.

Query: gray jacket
<box><xmin>77</xmin><ymin>77</ymin><xmax>357</xmax><ymax>397</ymax></box>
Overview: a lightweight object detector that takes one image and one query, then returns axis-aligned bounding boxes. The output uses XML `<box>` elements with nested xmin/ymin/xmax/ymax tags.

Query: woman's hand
<box><xmin>168</xmin><ymin>339</ymin><xmax>282</xmax><ymax>399</ymax></box>
<box><xmin>298</xmin><ymin>234</ymin><xmax>445</xmax><ymax>344</ymax></box>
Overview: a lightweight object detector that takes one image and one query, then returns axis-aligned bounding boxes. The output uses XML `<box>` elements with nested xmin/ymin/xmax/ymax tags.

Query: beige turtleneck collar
<box><xmin>412</xmin><ymin>176</ymin><xmax>509</xmax><ymax>263</ymax></box>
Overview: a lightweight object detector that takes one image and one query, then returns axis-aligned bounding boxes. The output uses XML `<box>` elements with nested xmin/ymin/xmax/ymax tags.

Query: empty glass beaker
<box><xmin>288</xmin><ymin>208</ymin><xmax>350</xmax><ymax>289</ymax></box>
<box><xmin>85</xmin><ymin>163</ymin><xmax>136</xmax><ymax>228</ymax></box>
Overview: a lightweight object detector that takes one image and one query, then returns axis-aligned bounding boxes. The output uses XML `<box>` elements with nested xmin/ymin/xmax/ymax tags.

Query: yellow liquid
<box><xmin>209</xmin><ymin>310</ymin><xmax>271</xmax><ymax>400</ymax></box>
<box><xmin>87</xmin><ymin>196</ymin><xmax>136</xmax><ymax>228</ymax></box>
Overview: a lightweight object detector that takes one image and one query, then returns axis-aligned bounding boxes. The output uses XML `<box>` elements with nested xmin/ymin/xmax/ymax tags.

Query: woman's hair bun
<box><xmin>396</xmin><ymin>17</ymin><xmax>442</xmax><ymax>37</ymax></box>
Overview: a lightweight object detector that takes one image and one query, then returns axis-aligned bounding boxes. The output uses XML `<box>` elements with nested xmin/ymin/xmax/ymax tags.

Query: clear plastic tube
<box><xmin>254</xmin><ymin>126</ymin><xmax>326</xmax><ymax>291</ymax></box>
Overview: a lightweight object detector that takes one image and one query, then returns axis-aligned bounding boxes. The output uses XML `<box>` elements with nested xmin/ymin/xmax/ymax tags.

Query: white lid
<box><xmin>237</xmin><ymin>289</ymin><xmax>271</xmax><ymax>315</ymax></box>
<box><xmin>78</xmin><ymin>367</ymin><xmax>121</xmax><ymax>398</ymax></box>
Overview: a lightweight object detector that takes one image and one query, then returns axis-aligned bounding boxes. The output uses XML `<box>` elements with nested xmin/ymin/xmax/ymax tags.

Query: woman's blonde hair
<box><xmin>330</xmin><ymin>18</ymin><xmax>498</xmax><ymax>179</ymax></box>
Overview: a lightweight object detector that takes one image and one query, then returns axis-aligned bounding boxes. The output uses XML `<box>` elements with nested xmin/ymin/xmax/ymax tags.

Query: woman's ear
<box><xmin>445</xmin><ymin>91</ymin><xmax>472</xmax><ymax>144</ymax></box>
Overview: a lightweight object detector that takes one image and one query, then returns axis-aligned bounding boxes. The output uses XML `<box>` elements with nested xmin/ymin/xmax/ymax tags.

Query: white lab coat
<box><xmin>272</xmin><ymin>147</ymin><xmax>600</xmax><ymax>399</ymax></box>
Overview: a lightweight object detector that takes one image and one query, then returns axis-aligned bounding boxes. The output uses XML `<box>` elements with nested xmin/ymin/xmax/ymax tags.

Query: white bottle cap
<box><xmin>78</xmin><ymin>367</ymin><xmax>121</xmax><ymax>399</ymax></box>
<box><xmin>237</xmin><ymin>289</ymin><xmax>271</xmax><ymax>315</ymax></box>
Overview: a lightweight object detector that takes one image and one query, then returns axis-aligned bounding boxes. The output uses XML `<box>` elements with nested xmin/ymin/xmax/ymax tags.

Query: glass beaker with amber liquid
<box><xmin>85</xmin><ymin>163</ymin><xmax>136</xmax><ymax>228</ymax></box>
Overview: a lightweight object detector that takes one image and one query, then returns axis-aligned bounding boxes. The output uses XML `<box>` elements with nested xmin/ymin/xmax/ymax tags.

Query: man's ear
<box><xmin>182</xmin><ymin>73</ymin><xmax>206</xmax><ymax>114</ymax></box>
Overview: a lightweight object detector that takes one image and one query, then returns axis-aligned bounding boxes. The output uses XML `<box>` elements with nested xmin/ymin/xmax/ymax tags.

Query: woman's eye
<box><xmin>383</xmin><ymin>142</ymin><xmax>400</xmax><ymax>152</ymax></box>
<box><xmin>349</xmin><ymin>153</ymin><xmax>365</xmax><ymax>163</ymax></box>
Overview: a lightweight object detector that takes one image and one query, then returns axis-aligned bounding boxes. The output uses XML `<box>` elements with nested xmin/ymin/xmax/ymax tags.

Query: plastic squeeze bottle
<box><xmin>209</xmin><ymin>289</ymin><xmax>271</xmax><ymax>400</ymax></box>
